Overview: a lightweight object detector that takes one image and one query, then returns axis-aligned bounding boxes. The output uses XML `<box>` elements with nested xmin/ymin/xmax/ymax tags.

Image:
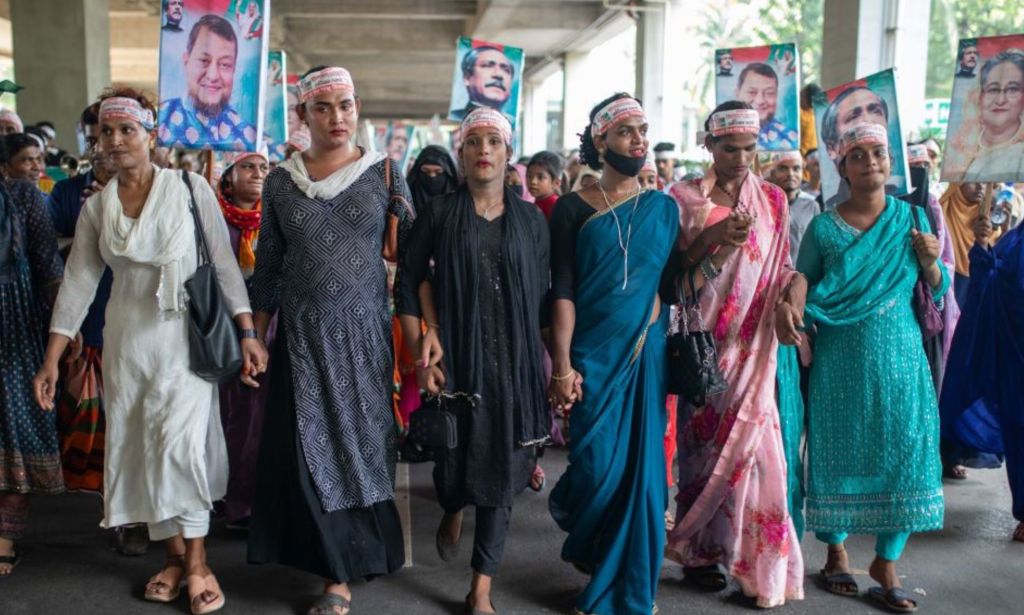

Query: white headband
<box><xmin>297</xmin><ymin>67</ymin><xmax>354</xmax><ymax>103</ymax></box>
<box><xmin>591</xmin><ymin>97</ymin><xmax>646</xmax><ymax>135</ymax></box>
<box><xmin>99</xmin><ymin>97</ymin><xmax>155</xmax><ymax>130</ymax></box>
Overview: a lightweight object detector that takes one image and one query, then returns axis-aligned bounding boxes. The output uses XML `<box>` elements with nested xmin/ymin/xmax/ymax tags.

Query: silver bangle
<box><xmin>699</xmin><ymin>255</ymin><xmax>721</xmax><ymax>281</ymax></box>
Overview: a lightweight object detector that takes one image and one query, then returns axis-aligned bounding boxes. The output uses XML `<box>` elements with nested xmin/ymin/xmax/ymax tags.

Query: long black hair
<box><xmin>579</xmin><ymin>92</ymin><xmax>639</xmax><ymax>171</ymax></box>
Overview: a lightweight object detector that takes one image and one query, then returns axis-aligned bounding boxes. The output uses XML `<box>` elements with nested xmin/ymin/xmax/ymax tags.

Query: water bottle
<box><xmin>991</xmin><ymin>187</ymin><xmax>1012</xmax><ymax>226</ymax></box>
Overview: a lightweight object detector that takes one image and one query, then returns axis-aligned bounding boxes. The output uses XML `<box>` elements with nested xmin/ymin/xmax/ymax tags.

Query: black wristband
<box><xmin>239</xmin><ymin>328</ymin><xmax>258</xmax><ymax>340</ymax></box>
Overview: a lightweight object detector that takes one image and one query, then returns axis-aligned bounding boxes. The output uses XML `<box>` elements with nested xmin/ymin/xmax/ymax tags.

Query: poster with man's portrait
<box><xmin>812</xmin><ymin>68</ymin><xmax>910</xmax><ymax>210</ymax></box>
<box><xmin>264</xmin><ymin>50</ymin><xmax>287</xmax><ymax>161</ymax></box>
<box><xmin>941</xmin><ymin>35</ymin><xmax>1024</xmax><ymax>183</ymax></box>
<box><xmin>157</xmin><ymin>0</ymin><xmax>270</xmax><ymax>151</ymax></box>
<box><xmin>715</xmin><ymin>43</ymin><xmax>800</xmax><ymax>151</ymax></box>
<box><xmin>447</xmin><ymin>37</ymin><xmax>524</xmax><ymax>131</ymax></box>
<box><xmin>376</xmin><ymin>122</ymin><xmax>416</xmax><ymax>171</ymax></box>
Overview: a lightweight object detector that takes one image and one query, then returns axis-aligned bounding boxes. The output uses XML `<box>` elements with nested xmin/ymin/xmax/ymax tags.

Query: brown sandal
<box><xmin>143</xmin><ymin>554</ymin><xmax>185</xmax><ymax>602</ymax></box>
<box><xmin>187</xmin><ymin>572</ymin><xmax>226</xmax><ymax>614</ymax></box>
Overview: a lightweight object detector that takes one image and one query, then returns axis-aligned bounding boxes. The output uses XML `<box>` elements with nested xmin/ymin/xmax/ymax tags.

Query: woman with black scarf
<box><xmin>407</xmin><ymin>144</ymin><xmax>459</xmax><ymax>209</ymax></box>
<box><xmin>396</xmin><ymin>108</ymin><xmax>549</xmax><ymax>615</ymax></box>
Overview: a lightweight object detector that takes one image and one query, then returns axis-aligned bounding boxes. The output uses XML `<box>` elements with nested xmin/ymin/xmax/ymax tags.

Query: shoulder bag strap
<box><xmin>181</xmin><ymin>170</ymin><xmax>212</xmax><ymax>266</ymax></box>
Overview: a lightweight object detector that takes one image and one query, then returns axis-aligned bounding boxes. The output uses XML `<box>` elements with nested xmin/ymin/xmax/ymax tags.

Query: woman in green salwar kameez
<box><xmin>776</xmin><ymin>124</ymin><xmax>946</xmax><ymax>613</ymax></box>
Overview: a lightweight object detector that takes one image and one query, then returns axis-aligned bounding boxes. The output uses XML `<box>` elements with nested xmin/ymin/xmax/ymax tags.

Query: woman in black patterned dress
<box><xmin>247</xmin><ymin>65</ymin><xmax>414</xmax><ymax>615</ymax></box>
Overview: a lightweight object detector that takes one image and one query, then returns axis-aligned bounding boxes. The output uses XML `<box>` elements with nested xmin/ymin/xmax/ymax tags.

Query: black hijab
<box><xmin>407</xmin><ymin>145</ymin><xmax>458</xmax><ymax>211</ymax></box>
<box><xmin>433</xmin><ymin>184</ymin><xmax>550</xmax><ymax>447</ymax></box>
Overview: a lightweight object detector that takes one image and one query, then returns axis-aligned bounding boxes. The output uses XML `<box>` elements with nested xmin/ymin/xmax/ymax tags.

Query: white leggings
<box><xmin>147</xmin><ymin>510</ymin><xmax>210</xmax><ymax>542</ymax></box>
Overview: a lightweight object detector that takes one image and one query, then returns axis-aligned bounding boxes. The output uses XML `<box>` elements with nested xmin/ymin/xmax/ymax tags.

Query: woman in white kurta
<box><xmin>32</xmin><ymin>90</ymin><xmax>267</xmax><ymax>615</ymax></box>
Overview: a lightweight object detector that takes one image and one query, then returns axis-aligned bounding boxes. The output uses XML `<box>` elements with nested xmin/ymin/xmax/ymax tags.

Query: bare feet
<box><xmin>868</xmin><ymin>556</ymin><xmax>914</xmax><ymax>610</ymax></box>
<box><xmin>309</xmin><ymin>582</ymin><xmax>352</xmax><ymax>615</ymax></box>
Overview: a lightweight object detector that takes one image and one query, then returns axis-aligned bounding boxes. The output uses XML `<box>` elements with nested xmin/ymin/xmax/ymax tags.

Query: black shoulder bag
<box><xmin>666</xmin><ymin>268</ymin><xmax>729</xmax><ymax>406</ymax></box>
<box><xmin>181</xmin><ymin>171</ymin><xmax>243</xmax><ymax>382</ymax></box>
<box><xmin>408</xmin><ymin>391</ymin><xmax>474</xmax><ymax>449</ymax></box>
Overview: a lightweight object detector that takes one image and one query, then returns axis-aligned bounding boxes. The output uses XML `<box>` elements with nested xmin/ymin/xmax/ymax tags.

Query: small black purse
<box><xmin>408</xmin><ymin>391</ymin><xmax>475</xmax><ymax>449</ymax></box>
<box><xmin>666</xmin><ymin>268</ymin><xmax>729</xmax><ymax>406</ymax></box>
<box><xmin>181</xmin><ymin>171</ymin><xmax>243</xmax><ymax>383</ymax></box>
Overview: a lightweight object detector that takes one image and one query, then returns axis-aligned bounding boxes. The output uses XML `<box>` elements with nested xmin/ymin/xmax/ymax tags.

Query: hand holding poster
<box><xmin>715</xmin><ymin>44</ymin><xmax>800</xmax><ymax>151</ymax></box>
<box><xmin>941</xmin><ymin>35</ymin><xmax>1024</xmax><ymax>183</ymax></box>
<box><xmin>812</xmin><ymin>69</ymin><xmax>910</xmax><ymax>210</ymax></box>
<box><xmin>157</xmin><ymin>0</ymin><xmax>270</xmax><ymax>152</ymax></box>
<box><xmin>448</xmin><ymin>37</ymin><xmax>524</xmax><ymax>131</ymax></box>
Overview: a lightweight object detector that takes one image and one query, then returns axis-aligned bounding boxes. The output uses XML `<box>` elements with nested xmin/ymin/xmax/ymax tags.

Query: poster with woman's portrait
<box><xmin>812</xmin><ymin>69</ymin><xmax>910</xmax><ymax>210</ymax></box>
<box><xmin>447</xmin><ymin>37</ymin><xmax>524</xmax><ymax>131</ymax></box>
<box><xmin>715</xmin><ymin>43</ymin><xmax>800</xmax><ymax>151</ymax></box>
<box><xmin>264</xmin><ymin>50</ymin><xmax>287</xmax><ymax>161</ymax></box>
<box><xmin>941</xmin><ymin>35</ymin><xmax>1024</xmax><ymax>183</ymax></box>
<box><xmin>157</xmin><ymin>0</ymin><xmax>270</xmax><ymax>152</ymax></box>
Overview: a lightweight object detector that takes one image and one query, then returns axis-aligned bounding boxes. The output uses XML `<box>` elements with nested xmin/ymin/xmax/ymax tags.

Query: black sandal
<box><xmin>307</xmin><ymin>592</ymin><xmax>351</xmax><ymax>615</ymax></box>
<box><xmin>867</xmin><ymin>586</ymin><xmax>918</xmax><ymax>613</ymax></box>
<box><xmin>683</xmin><ymin>563</ymin><xmax>729</xmax><ymax>591</ymax></box>
<box><xmin>435</xmin><ymin>513</ymin><xmax>462</xmax><ymax>562</ymax></box>
<box><xmin>0</xmin><ymin>551</ymin><xmax>21</xmax><ymax>577</ymax></box>
<box><xmin>820</xmin><ymin>568</ymin><xmax>859</xmax><ymax>596</ymax></box>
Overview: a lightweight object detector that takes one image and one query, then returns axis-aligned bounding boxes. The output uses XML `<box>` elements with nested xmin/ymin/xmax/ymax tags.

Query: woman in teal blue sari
<box><xmin>548</xmin><ymin>94</ymin><xmax>679</xmax><ymax>615</ymax></box>
<box><xmin>777</xmin><ymin>124</ymin><xmax>946</xmax><ymax>613</ymax></box>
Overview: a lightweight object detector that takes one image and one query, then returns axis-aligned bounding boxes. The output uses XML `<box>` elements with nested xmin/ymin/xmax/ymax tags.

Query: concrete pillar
<box><xmin>561</xmin><ymin>51</ymin><xmax>591</xmax><ymax>151</ymax></box>
<box><xmin>635</xmin><ymin>0</ymin><xmax>685</xmax><ymax>148</ymax></box>
<box><xmin>521</xmin><ymin>81</ymin><xmax>548</xmax><ymax>156</ymax></box>
<box><xmin>821</xmin><ymin>0</ymin><xmax>931</xmax><ymax>131</ymax></box>
<box><xmin>10</xmin><ymin>0</ymin><xmax>110</xmax><ymax>153</ymax></box>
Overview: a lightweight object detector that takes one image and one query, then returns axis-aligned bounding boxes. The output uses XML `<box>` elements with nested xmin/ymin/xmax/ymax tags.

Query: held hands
<box><xmin>706</xmin><ymin>211</ymin><xmax>754</xmax><ymax>249</ymax></box>
<box><xmin>416</xmin><ymin>328</ymin><xmax>446</xmax><ymax>395</ymax></box>
<box><xmin>910</xmin><ymin>229</ymin><xmax>940</xmax><ymax>269</ymax></box>
<box><xmin>31</xmin><ymin>361</ymin><xmax>60</xmax><ymax>411</ymax></box>
<box><xmin>973</xmin><ymin>216</ymin><xmax>994</xmax><ymax>246</ymax></box>
<box><xmin>775</xmin><ymin>301</ymin><xmax>805</xmax><ymax>346</ymax></box>
<box><xmin>240</xmin><ymin>338</ymin><xmax>270</xmax><ymax>388</ymax></box>
<box><xmin>548</xmin><ymin>369</ymin><xmax>584</xmax><ymax>416</ymax></box>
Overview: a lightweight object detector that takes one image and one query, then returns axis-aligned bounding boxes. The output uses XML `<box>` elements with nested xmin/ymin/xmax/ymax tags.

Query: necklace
<box><xmin>715</xmin><ymin>182</ymin><xmax>737</xmax><ymax>202</ymax></box>
<box><xmin>597</xmin><ymin>180</ymin><xmax>642</xmax><ymax>290</ymax></box>
<box><xmin>476</xmin><ymin>198</ymin><xmax>503</xmax><ymax>221</ymax></box>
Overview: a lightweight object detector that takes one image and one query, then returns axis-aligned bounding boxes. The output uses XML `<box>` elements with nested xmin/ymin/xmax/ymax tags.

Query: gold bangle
<box><xmin>552</xmin><ymin>369</ymin><xmax>576</xmax><ymax>381</ymax></box>
<box><xmin>426</xmin><ymin>322</ymin><xmax>441</xmax><ymax>329</ymax></box>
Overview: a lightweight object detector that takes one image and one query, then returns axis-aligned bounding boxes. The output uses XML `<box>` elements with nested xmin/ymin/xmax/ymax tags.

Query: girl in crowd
<box><xmin>1</xmin><ymin>133</ymin><xmax>45</xmax><ymax>185</ymax></box>
<box><xmin>0</xmin><ymin>157</ymin><xmax>64</xmax><ymax>576</ymax></box>
<box><xmin>526</xmin><ymin>150</ymin><xmax>563</xmax><ymax>220</ymax></box>
<box><xmin>33</xmin><ymin>88</ymin><xmax>266</xmax><ymax>613</ymax></box>
<box><xmin>777</xmin><ymin>124</ymin><xmax>947</xmax><ymax>612</ymax></box>
<box><xmin>397</xmin><ymin>107</ymin><xmax>550</xmax><ymax>615</ymax></box>
<box><xmin>216</xmin><ymin>148</ymin><xmax>272</xmax><ymax>529</ymax></box>
<box><xmin>548</xmin><ymin>93</ymin><xmax>679</xmax><ymax>615</ymax></box>
<box><xmin>666</xmin><ymin>102</ymin><xmax>804</xmax><ymax>608</ymax></box>
<box><xmin>246</xmin><ymin>66</ymin><xmax>413</xmax><ymax>615</ymax></box>
<box><xmin>941</xmin><ymin>213</ymin><xmax>1024</xmax><ymax>543</ymax></box>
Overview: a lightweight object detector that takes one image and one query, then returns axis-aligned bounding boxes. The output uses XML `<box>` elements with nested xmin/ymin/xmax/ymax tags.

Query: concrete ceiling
<box><xmin>98</xmin><ymin>0</ymin><xmax>613</xmax><ymax>119</ymax></box>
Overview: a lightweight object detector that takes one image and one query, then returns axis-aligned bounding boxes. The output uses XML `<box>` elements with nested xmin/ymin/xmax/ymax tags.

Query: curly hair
<box><xmin>579</xmin><ymin>92</ymin><xmax>639</xmax><ymax>171</ymax></box>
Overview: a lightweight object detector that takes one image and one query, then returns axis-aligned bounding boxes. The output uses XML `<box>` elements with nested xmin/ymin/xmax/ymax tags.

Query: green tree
<box><xmin>926</xmin><ymin>0</ymin><xmax>1024</xmax><ymax>100</ymax></box>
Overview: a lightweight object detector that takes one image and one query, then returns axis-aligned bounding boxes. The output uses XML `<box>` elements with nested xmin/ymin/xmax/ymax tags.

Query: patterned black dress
<box><xmin>247</xmin><ymin>155</ymin><xmax>413</xmax><ymax>582</ymax></box>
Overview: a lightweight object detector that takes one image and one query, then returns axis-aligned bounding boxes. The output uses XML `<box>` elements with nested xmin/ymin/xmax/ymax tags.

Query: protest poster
<box><xmin>264</xmin><ymin>50</ymin><xmax>287</xmax><ymax>161</ymax></box>
<box><xmin>447</xmin><ymin>37</ymin><xmax>524</xmax><ymax>131</ymax></box>
<box><xmin>715</xmin><ymin>43</ymin><xmax>800</xmax><ymax>151</ymax></box>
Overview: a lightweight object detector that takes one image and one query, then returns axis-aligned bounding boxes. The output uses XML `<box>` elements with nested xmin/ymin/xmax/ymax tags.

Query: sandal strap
<box><xmin>887</xmin><ymin>587</ymin><xmax>916</xmax><ymax>605</ymax></box>
<box><xmin>309</xmin><ymin>593</ymin><xmax>351</xmax><ymax>614</ymax></box>
<box><xmin>0</xmin><ymin>553</ymin><xmax>18</xmax><ymax>565</ymax></box>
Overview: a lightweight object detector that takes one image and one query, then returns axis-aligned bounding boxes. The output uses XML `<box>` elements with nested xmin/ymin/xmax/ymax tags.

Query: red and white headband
<box><xmin>287</xmin><ymin>127</ymin><xmax>311</xmax><ymax>152</ymax></box>
<box><xmin>223</xmin><ymin>143</ymin><xmax>269</xmax><ymax>169</ymax></box>
<box><xmin>907</xmin><ymin>144</ymin><xmax>930</xmax><ymax>165</ymax></box>
<box><xmin>838</xmin><ymin>123</ymin><xmax>889</xmax><ymax>159</ymax></box>
<box><xmin>461</xmin><ymin>107</ymin><xmax>512</xmax><ymax>146</ymax></box>
<box><xmin>297</xmin><ymin>67</ymin><xmax>354</xmax><ymax>103</ymax></box>
<box><xmin>708</xmin><ymin>108</ymin><xmax>760</xmax><ymax>137</ymax></box>
<box><xmin>100</xmin><ymin>97</ymin><xmax>155</xmax><ymax>130</ymax></box>
<box><xmin>770</xmin><ymin>150</ymin><xmax>802</xmax><ymax>165</ymax></box>
<box><xmin>591</xmin><ymin>97</ymin><xmax>646</xmax><ymax>136</ymax></box>
<box><xmin>0</xmin><ymin>109</ymin><xmax>23</xmax><ymax>132</ymax></box>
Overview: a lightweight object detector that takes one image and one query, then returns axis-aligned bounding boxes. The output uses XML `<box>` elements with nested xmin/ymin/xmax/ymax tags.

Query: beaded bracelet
<box><xmin>699</xmin><ymin>255</ymin><xmax>721</xmax><ymax>281</ymax></box>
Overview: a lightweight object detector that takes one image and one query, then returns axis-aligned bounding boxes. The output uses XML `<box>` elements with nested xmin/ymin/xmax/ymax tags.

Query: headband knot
<box><xmin>297</xmin><ymin>67</ymin><xmax>354</xmax><ymax>103</ymax></box>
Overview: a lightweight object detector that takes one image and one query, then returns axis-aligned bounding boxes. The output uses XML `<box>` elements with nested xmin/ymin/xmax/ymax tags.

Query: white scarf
<box><xmin>98</xmin><ymin>165</ymin><xmax>192</xmax><ymax>312</ymax></box>
<box><xmin>280</xmin><ymin>148</ymin><xmax>386</xmax><ymax>200</ymax></box>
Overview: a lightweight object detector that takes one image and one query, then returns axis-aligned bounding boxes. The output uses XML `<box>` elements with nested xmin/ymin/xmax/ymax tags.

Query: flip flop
<box><xmin>0</xmin><ymin>552</ymin><xmax>21</xmax><ymax>577</ymax></box>
<box><xmin>143</xmin><ymin>555</ymin><xmax>185</xmax><ymax>602</ymax></box>
<box><xmin>307</xmin><ymin>592</ymin><xmax>351</xmax><ymax>615</ymax></box>
<box><xmin>435</xmin><ymin>514</ymin><xmax>462</xmax><ymax>562</ymax></box>
<box><xmin>868</xmin><ymin>586</ymin><xmax>919</xmax><ymax>613</ymax></box>
<box><xmin>820</xmin><ymin>568</ymin><xmax>859</xmax><ymax>596</ymax></box>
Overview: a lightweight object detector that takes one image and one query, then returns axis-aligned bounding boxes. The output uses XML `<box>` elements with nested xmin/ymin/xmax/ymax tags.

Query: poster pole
<box><xmin>203</xmin><ymin>150</ymin><xmax>214</xmax><ymax>185</ymax></box>
<box><xmin>981</xmin><ymin>182</ymin><xmax>994</xmax><ymax>222</ymax></box>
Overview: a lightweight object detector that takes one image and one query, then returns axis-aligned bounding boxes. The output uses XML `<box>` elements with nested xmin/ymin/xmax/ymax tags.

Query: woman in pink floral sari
<box><xmin>665</xmin><ymin>102</ymin><xmax>804</xmax><ymax>608</ymax></box>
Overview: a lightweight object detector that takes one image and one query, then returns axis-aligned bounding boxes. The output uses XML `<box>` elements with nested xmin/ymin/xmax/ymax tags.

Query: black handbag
<box><xmin>666</xmin><ymin>268</ymin><xmax>729</xmax><ymax>406</ymax></box>
<box><xmin>181</xmin><ymin>171</ymin><xmax>243</xmax><ymax>383</ymax></box>
<box><xmin>408</xmin><ymin>391</ymin><xmax>475</xmax><ymax>449</ymax></box>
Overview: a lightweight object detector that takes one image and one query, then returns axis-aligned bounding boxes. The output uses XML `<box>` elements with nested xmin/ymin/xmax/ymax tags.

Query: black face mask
<box><xmin>604</xmin><ymin>147</ymin><xmax>645</xmax><ymax>177</ymax></box>
<box><xmin>508</xmin><ymin>183</ymin><xmax>524</xmax><ymax>197</ymax></box>
<box><xmin>423</xmin><ymin>173</ymin><xmax>448</xmax><ymax>197</ymax></box>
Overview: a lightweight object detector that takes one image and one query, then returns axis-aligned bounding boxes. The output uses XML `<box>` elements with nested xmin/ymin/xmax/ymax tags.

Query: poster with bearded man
<box><xmin>715</xmin><ymin>43</ymin><xmax>800</xmax><ymax>151</ymax></box>
<box><xmin>812</xmin><ymin>68</ymin><xmax>910</xmax><ymax>211</ymax></box>
<box><xmin>157</xmin><ymin>0</ymin><xmax>269</xmax><ymax>151</ymax></box>
<box><xmin>448</xmin><ymin>37</ymin><xmax>524</xmax><ymax>130</ymax></box>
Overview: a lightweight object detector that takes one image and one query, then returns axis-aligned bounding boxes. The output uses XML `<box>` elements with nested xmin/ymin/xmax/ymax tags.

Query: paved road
<box><xmin>3</xmin><ymin>448</ymin><xmax>1021</xmax><ymax>614</ymax></box>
